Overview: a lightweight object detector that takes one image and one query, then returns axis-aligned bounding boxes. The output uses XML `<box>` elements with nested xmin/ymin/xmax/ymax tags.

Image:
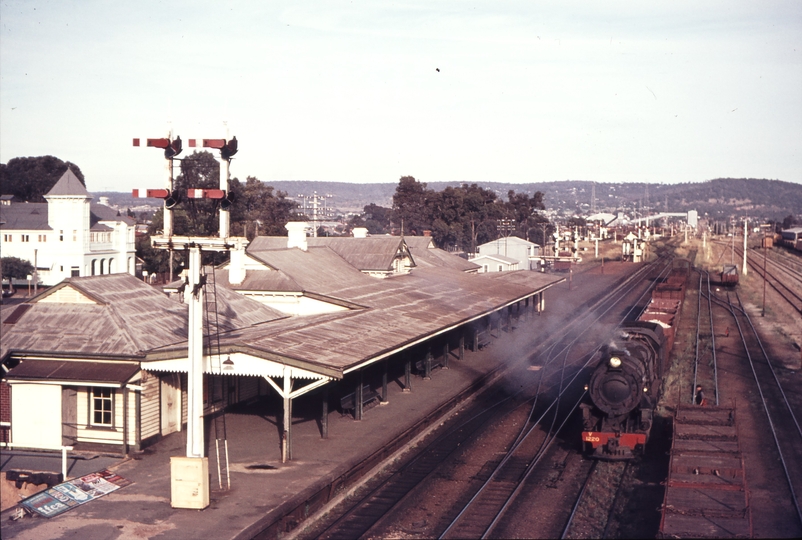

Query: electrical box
<box><xmin>170</xmin><ymin>456</ymin><xmax>209</xmax><ymax>509</ymax></box>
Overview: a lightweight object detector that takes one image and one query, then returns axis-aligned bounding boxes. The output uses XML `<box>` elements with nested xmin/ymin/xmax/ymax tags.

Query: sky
<box><xmin>1</xmin><ymin>1</ymin><xmax>800</xmax><ymax>193</ymax></box>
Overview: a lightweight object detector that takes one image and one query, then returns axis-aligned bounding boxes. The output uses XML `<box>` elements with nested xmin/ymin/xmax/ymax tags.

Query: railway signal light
<box><xmin>220</xmin><ymin>191</ymin><xmax>234</xmax><ymax>210</ymax></box>
<box><xmin>190</xmin><ymin>137</ymin><xmax>238</xmax><ymax>160</ymax></box>
<box><xmin>133</xmin><ymin>137</ymin><xmax>183</xmax><ymax>159</ymax></box>
<box><xmin>187</xmin><ymin>189</ymin><xmax>225</xmax><ymax>199</ymax></box>
<box><xmin>132</xmin><ymin>188</ymin><xmax>170</xmax><ymax>199</ymax></box>
<box><xmin>165</xmin><ymin>192</ymin><xmax>180</xmax><ymax>209</ymax></box>
<box><xmin>132</xmin><ymin>188</ymin><xmax>180</xmax><ymax>209</ymax></box>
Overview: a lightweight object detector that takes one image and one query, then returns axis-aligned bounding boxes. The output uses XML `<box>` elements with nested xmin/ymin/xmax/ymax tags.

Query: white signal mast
<box><xmin>133</xmin><ymin>122</ymin><xmax>245</xmax><ymax>507</ymax></box>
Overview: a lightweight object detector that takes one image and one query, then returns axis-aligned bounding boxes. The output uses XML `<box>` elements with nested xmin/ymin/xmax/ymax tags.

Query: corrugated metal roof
<box><xmin>5</xmin><ymin>359</ymin><xmax>139</xmax><ymax>385</ymax></box>
<box><xmin>249</xmin><ymin>236</ymin><xmax>409</xmax><ymax>272</ymax></box>
<box><xmin>246</xmin><ymin>245</ymin><xmax>373</xmax><ymax>295</ymax></box>
<box><xmin>0</xmin><ymin>203</ymin><xmax>51</xmax><ymax>230</ymax></box>
<box><xmin>208</xmin><ymin>267</ymin><xmax>563</xmax><ymax>374</ymax></box>
<box><xmin>45</xmin><ymin>169</ymin><xmax>89</xmax><ymax>197</ymax></box>
<box><xmin>478</xmin><ymin>236</ymin><xmax>536</xmax><ymax>249</ymax></box>
<box><xmin>91</xmin><ymin>203</ymin><xmax>136</xmax><ymax>226</ymax></box>
<box><xmin>406</xmin><ymin>241</ymin><xmax>479</xmax><ymax>272</ymax></box>
<box><xmin>472</xmin><ymin>254</ymin><xmax>519</xmax><ymax>264</ymax></box>
<box><xmin>216</xmin><ymin>268</ymin><xmax>300</xmax><ymax>293</ymax></box>
<box><xmin>0</xmin><ymin>201</ymin><xmax>134</xmax><ymax>231</ymax></box>
<box><xmin>1</xmin><ymin>274</ymin><xmax>284</xmax><ymax>360</ymax></box>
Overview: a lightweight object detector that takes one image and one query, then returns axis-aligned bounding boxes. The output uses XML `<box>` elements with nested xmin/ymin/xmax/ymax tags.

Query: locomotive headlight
<box><xmin>609</xmin><ymin>356</ymin><xmax>622</xmax><ymax>368</ymax></box>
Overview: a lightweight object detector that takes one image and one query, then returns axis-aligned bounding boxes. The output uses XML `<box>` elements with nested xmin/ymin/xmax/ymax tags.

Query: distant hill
<box><xmin>97</xmin><ymin>178</ymin><xmax>802</xmax><ymax>222</ymax></box>
<box><xmin>265</xmin><ymin>178</ymin><xmax>802</xmax><ymax>220</ymax></box>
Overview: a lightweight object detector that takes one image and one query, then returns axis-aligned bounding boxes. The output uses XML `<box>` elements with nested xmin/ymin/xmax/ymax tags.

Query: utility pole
<box><xmin>742</xmin><ymin>219</ymin><xmax>748</xmax><ymax>276</ymax></box>
<box><xmin>762</xmin><ymin>235</ymin><xmax>767</xmax><ymax>317</ymax></box>
<box><xmin>497</xmin><ymin>218</ymin><xmax>515</xmax><ymax>257</ymax></box>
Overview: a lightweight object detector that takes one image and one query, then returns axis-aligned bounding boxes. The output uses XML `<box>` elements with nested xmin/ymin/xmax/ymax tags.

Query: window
<box><xmin>38</xmin><ymin>234</ymin><xmax>47</xmax><ymax>242</ymax></box>
<box><xmin>2</xmin><ymin>234</ymin><xmax>11</xmax><ymax>242</ymax></box>
<box><xmin>498</xmin><ymin>265</ymin><xmax>503</xmax><ymax>272</ymax></box>
<box><xmin>21</xmin><ymin>234</ymin><xmax>30</xmax><ymax>242</ymax></box>
<box><xmin>73</xmin><ymin>230</ymin><xmax>77</xmax><ymax>242</ymax></box>
<box><xmin>60</xmin><ymin>230</ymin><xmax>64</xmax><ymax>241</ymax></box>
<box><xmin>91</xmin><ymin>388</ymin><xmax>113</xmax><ymax>426</ymax></box>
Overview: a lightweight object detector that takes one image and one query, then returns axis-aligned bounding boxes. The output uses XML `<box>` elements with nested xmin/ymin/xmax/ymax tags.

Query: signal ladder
<box><xmin>202</xmin><ymin>264</ymin><xmax>231</xmax><ymax>491</ymax></box>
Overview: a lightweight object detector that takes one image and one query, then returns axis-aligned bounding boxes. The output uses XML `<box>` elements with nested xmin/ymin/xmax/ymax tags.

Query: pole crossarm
<box><xmin>151</xmin><ymin>235</ymin><xmax>248</xmax><ymax>253</ymax></box>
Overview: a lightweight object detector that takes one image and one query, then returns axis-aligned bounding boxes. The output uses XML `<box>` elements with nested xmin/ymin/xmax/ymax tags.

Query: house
<box><xmin>0</xmin><ymin>169</ymin><xmax>136</xmax><ymax>286</ymax></box>
<box><xmin>475</xmin><ymin>236</ymin><xmax>540</xmax><ymax>271</ymax></box>
<box><xmin>0</xmin><ymin>273</ymin><xmax>284</xmax><ymax>451</ymax></box>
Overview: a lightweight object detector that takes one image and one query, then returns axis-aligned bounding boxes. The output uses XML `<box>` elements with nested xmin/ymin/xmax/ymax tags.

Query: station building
<box><xmin>0</xmin><ymin>225</ymin><xmax>562</xmax><ymax>461</ymax></box>
<box><xmin>0</xmin><ymin>169</ymin><xmax>136</xmax><ymax>286</ymax></box>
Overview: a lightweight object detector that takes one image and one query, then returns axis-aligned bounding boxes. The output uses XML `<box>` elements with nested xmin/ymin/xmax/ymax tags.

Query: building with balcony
<box><xmin>0</xmin><ymin>169</ymin><xmax>136</xmax><ymax>286</ymax></box>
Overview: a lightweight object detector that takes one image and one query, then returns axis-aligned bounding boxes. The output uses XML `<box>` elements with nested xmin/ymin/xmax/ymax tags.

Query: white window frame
<box><xmin>90</xmin><ymin>387</ymin><xmax>114</xmax><ymax>427</ymax></box>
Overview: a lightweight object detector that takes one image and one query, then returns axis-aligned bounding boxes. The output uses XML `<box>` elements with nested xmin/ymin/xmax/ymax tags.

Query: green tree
<box><xmin>230</xmin><ymin>176</ymin><xmax>300</xmax><ymax>238</ymax></box>
<box><xmin>1</xmin><ymin>257</ymin><xmax>34</xmax><ymax>279</ymax></box>
<box><xmin>362</xmin><ymin>203</ymin><xmax>392</xmax><ymax>234</ymax></box>
<box><xmin>1</xmin><ymin>156</ymin><xmax>85</xmax><ymax>202</ymax></box>
<box><xmin>173</xmin><ymin>151</ymin><xmax>222</xmax><ymax>235</ymax></box>
<box><xmin>392</xmin><ymin>176</ymin><xmax>431</xmax><ymax>236</ymax></box>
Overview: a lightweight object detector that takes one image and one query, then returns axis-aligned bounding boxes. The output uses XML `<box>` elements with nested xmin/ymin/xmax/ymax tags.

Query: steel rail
<box><xmin>693</xmin><ymin>271</ymin><xmax>702</xmax><ymax>405</ymax></box>
<box><xmin>439</xmin><ymin>258</ymin><xmax>674</xmax><ymax>540</ymax></box>
<box><xmin>707</xmin><ymin>271</ymin><xmax>719</xmax><ymax>405</ymax></box>
<box><xmin>736</xmin><ymin>246</ymin><xmax>802</xmax><ymax>313</ymax></box>
<box><xmin>483</xmin><ymin>391</ymin><xmax>588</xmax><ymax>539</ymax></box>
<box><xmin>735</xmin><ymin>292</ymin><xmax>802</xmax><ymax>442</ymax></box>
<box><xmin>727</xmin><ymin>293</ymin><xmax>802</xmax><ymax>527</ymax></box>
<box><xmin>560</xmin><ymin>460</ymin><xmax>597</xmax><ymax>539</ymax></box>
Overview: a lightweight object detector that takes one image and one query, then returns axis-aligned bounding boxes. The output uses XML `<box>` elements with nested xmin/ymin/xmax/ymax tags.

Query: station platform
<box><xmin>1</xmin><ymin>262</ymin><xmax>638</xmax><ymax>540</ymax></box>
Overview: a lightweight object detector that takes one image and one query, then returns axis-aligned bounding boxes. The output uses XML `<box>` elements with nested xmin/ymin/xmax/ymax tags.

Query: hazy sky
<box><xmin>1</xmin><ymin>1</ymin><xmax>800</xmax><ymax>193</ymax></box>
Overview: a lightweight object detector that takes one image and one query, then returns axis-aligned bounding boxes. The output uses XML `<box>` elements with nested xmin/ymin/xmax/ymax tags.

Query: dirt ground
<box><xmin>0</xmin><ymin>473</ymin><xmax>47</xmax><ymax>512</ymax></box>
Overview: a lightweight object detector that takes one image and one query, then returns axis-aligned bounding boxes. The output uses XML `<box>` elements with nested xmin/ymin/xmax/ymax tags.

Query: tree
<box><xmin>173</xmin><ymin>151</ymin><xmax>222</xmax><ymax>235</ymax></box>
<box><xmin>362</xmin><ymin>203</ymin><xmax>392</xmax><ymax>234</ymax></box>
<box><xmin>1</xmin><ymin>257</ymin><xmax>34</xmax><ymax>279</ymax></box>
<box><xmin>392</xmin><ymin>176</ymin><xmax>431</xmax><ymax>236</ymax></box>
<box><xmin>781</xmin><ymin>214</ymin><xmax>798</xmax><ymax>230</ymax></box>
<box><xmin>229</xmin><ymin>176</ymin><xmax>300</xmax><ymax>238</ymax></box>
<box><xmin>1</xmin><ymin>156</ymin><xmax>85</xmax><ymax>202</ymax></box>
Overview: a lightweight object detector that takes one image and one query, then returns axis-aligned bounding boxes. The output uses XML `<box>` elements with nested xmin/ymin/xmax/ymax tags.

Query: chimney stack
<box><xmin>286</xmin><ymin>222</ymin><xmax>310</xmax><ymax>251</ymax></box>
<box><xmin>228</xmin><ymin>239</ymin><xmax>247</xmax><ymax>285</ymax></box>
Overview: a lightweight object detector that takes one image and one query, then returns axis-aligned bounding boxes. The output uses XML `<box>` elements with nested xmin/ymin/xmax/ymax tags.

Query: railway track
<box><xmin>733</xmin><ymin>245</ymin><xmax>802</xmax><ymax>314</ymax></box>
<box><xmin>694</xmin><ymin>270</ymin><xmax>718</xmax><ymax>406</ymax></box>
<box><xmin>724</xmin><ymin>291</ymin><xmax>802</xmax><ymax>528</ymax></box>
<box><xmin>297</xmin><ymin>258</ymin><xmax>673</xmax><ymax>540</ymax></box>
<box><xmin>436</xmin><ymin>260</ymin><xmax>671</xmax><ymax>539</ymax></box>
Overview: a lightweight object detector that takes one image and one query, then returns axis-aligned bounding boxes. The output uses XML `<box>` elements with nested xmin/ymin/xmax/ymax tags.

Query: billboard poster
<box><xmin>19</xmin><ymin>469</ymin><xmax>131</xmax><ymax>518</ymax></box>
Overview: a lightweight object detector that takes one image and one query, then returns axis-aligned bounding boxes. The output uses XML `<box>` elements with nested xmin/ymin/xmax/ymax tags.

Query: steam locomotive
<box><xmin>580</xmin><ymin>259</ymin><xmax>690</xmax><ymax>460</ymax></box>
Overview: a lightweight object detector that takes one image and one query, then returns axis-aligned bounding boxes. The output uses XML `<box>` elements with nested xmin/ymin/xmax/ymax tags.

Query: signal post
<box><xmin>133</xmin><ymin>126</ymin><xmax>244</xmax><ymax>509</ymax></box>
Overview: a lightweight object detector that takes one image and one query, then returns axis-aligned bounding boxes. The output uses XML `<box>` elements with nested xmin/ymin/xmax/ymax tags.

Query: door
<box><xmin>61</xmin><ymin>388</ymin><xmax>77</xmax><ymax>445</ymax></box>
